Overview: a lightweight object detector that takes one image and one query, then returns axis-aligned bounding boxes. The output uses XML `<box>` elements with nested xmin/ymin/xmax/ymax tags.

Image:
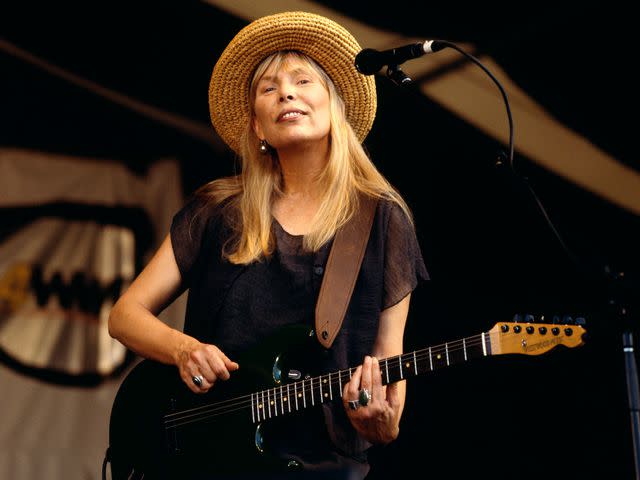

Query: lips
<box><xmin>277</xmin><ymin>109</ymin><xmax>306</xmax><ymax>122</ymax></box>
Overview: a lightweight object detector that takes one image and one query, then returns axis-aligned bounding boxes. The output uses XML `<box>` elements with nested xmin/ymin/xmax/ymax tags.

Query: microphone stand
<box><xmin>377</xmin><ymin>40</ymin><xmax>640</xmax><ymax>478</ymax></box>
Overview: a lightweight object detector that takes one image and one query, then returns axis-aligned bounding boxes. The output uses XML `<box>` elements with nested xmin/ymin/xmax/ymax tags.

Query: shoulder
<box><xmin>375</xmin><ymin>196</ymin><xmax>414</xmax><ymax>233</ymax></box>
<box><xmin>173</xmin><ymin>191</ymin><xmax>239</xmax><ymax>243</ymax></box>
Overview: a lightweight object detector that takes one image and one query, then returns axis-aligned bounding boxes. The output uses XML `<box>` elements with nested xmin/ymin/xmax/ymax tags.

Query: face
<box><xmin>252</xmin><ymin>56</ymin><xmax>331</xmax><ymax>151</ymax></box>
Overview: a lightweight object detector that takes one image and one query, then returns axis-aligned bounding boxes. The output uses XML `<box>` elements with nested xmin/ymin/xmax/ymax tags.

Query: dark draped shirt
<box><xmin>170</xmin><ymin>193</ymin><xmax>428</xmax><ymax>479</ymax></box>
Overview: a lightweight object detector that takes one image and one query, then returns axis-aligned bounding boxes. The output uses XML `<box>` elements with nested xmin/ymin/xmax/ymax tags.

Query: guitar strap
<box><xmin>315</xmin><ymin>194</ymin><xmax>378</xmax><ymax>349</ymax></box>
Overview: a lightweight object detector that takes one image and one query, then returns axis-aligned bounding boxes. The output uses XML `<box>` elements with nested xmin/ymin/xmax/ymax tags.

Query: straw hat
<box><xmin>208</xmin><ymin>11</ymin><xmax>377</xmax><ymax>154</ymax></box>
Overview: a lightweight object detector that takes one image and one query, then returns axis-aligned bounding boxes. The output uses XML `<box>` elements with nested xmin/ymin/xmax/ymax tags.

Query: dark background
<box><xmin>2</xmin><ymin>2</ymin><xmax>638</xmax><ymax>478</ymax></box>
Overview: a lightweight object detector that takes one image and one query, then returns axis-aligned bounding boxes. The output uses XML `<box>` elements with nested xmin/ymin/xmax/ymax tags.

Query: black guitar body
<box><xmin>108</xmin><ymin>325</ymin><xmax>325</xmax><ymax>479</ymax></box>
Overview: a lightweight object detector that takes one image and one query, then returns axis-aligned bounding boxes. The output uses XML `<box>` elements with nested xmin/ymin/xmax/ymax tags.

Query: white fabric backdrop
<box><xmin>0</xmin><ymin>148</ymin><xmax>188</xmax><ymax>479</ymax></box>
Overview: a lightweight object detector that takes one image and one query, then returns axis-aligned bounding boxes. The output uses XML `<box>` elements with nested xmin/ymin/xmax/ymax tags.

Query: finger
<box><xmin>371</xmin><ymin>357</ymin><xmax>384</xmax><ymax>402</ymax></box>
<box><xmin>219</xmin><ymin>349</ymin><xmax>240</xmax><ymax>371</ymax></box>
<box><xmin>181</xmin><ymin>370</ymin><xmax>211</xmax><ymax>394</ymax></box>
<box><xmin>360</xmin><ymin>356</ymin><xmax>373</xmax><ymax>393</ymax></box>
<box><xmin>386</xmin><ymin>381</ymin><xmax>401</xmax><ymax>409</ymax></box>
<box><xmin>206</xmin><ymin>352</ymin><xmax>232</xmax><ymax>381</ymax></box>
<box><xmin>344</xmin><ymin>365</ymin><xmax>362</xmax><ymax>401</ymax></box>
<box><xmin>191</xmin><ymin>352</ymin><xmax>217</xmax><ymax>384</ymax></box>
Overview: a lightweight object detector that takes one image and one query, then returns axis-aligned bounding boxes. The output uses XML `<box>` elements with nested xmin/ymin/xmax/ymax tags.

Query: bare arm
<box><xmin>108</xmin><ymin>233</ymin><xmax>238</xmax><ymax>393</ymax></box>
<box><xmin>343</xmin><ymin>293</ymin><xmax>410</xmax><ymax>444</ymax></box>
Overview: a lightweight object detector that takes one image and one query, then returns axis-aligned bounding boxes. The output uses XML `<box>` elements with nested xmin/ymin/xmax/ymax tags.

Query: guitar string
<box><xmin>164</xmin><ymin>327</ymin><xmax>579</xmax><ymax>428</ymax></box>
<box><xmin>165</xmin><ymin>324</ymin><xmax>564</xmax><ymax>420</ymax></box>
<box><xmin>164</xmin><ymin>333</ymin><xmax>493</xmax><ymax>423</ymax></box>
<box><xmin>164</xmin><ymin>327</ymin><xmax>578</xmax><ymax>427</ymax></box>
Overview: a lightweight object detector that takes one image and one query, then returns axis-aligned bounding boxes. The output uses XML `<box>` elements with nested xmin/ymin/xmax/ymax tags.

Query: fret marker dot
<box><xmin>323</xmin><ymin>379</ymin><xmax>327</xmax><ymax>383</ymax></box>
<box><xmin>437</xmin><ymin>354</ymin><xmax>442</xmax><ymax>360</ymax></box>
<box><xmin>270</xmin><ymin>401</ymin><xmax>274</xmax><ymax>405</ymax></box>
<box><xmin>283</xmin><ymin>397</ymin><xmax>287</xmax><ymax>402</ymax></box>
<box><xmin>324</xmin><ymin>393</ymin><xmax>328</xmax><ymax>398</ymax></box>
<box><xmin>405</xmin><ymin>362</ymin><xmax>410</xmax><ymax>368</ymax></box>
<box><xmin>298</xmin><ymin>393</ymin><xmax>302</xmax><ymax>398</ymax></box>
<box><xmin>258</xmin><ymin>404</ymin><xmax>263</xmax><ymax>409</ymax></box>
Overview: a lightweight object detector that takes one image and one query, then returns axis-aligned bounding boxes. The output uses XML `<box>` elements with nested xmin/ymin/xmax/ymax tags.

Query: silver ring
<box><xmin>358</xmin><ymin>388</ymin><xmax>371</xmax><ymax>406</ymax></box>
<box><xmin>348</xmin><ymin>400</ymin><xmax>360</xmax><ymax>411</ymax></box>
<box><xmin>192</xmin><ymin>375</ymin><xmax>203</xmax><ymax>387</ymax></box>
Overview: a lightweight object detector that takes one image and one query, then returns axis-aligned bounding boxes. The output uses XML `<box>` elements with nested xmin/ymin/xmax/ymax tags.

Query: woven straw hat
<box><xmin>208</xmin><ymin>11</ymin><xmax>377</xmax><ymax>154</ymax></box>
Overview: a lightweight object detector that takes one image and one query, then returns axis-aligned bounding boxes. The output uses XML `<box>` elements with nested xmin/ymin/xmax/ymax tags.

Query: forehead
<box><xmin>258</xmin><ymin>56</ymin><xmax>318</xmax><ymax>81</ymax></box>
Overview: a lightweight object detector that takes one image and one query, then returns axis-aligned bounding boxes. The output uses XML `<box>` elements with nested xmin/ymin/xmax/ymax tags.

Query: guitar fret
<box><xmin>482</xmin><ymin>332</ymin><xmax>487</xmax><ymax>356</ymax></box>
<box><xmin>413</xmin><ymin>351</ymin><xmax>418</xmax><ymax>375</ymax></box>
<box><xmin>329</xmin><ymin>373</ymin><xmax>333</xmax><ymax>400</ymax></box>
<box><xmin>338</xmin><ymin>371</ymin><xmax>343</xmax><ymax>394</ymax></box>
<box><xmin>398</xmin><ymin>355</ymin><xmax>403</xmax><ymax>379</ymax></box>
<box><xmin>445</xmin><ymin>343</ymin><xmax>450</xmax><ymax>366</ymax></box>
<box><xmin>251</xmin><ymin>393</ymin><xmax>256</xmax><ymax>423</ymax></box>
<box><xmin>385</xmin><ymin>358</ymin><xmax>389</xmax><ymax>383</ymax></box>
<box><xmin>280</xmin><ymin>386</ymin><xmax>284</xmax><ymax>414</ymax></box>
<box><xmin>429</xmin><ymin>347</ymin><xmax>433</xmax><ymax>370</ymax></box>
<box><xmin>319</xmin><ymin>376</ymin><xmax>323</xmax><ymax>403</ymax></box>
<box><xmin>274</xmin><ymin>388</ymin><xmax>279</xmax><ymax>416</ymax></box>
<box><xmin>294</xmin><ymin>383</ymin><xmax>299</xmax><ymax>410</ymax></box>
<box><xmin>302</xmin><ymin>380</ymin><xmax>307</xmax><ymax>408</ymax></box>
<box><xmin>287</xmin><ymin>385</ymin><xmax>291</xmax><ymax>413</ymax></box>
<box><xmin>463</xmin><ymin>338</ymin><xmax>467</xmax><ymax>361</ymax></box>
<box><xmin>310</xmin><ymin>378</ymin><xmax>315</xmax><ymax>406</ymax></box>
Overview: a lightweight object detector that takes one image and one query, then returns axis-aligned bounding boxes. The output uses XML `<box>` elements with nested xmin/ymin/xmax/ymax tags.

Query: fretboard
<box><xmin>250</xmin><ymin>331</ymin><xmax>492</xmax><ymax>423</ymax></box>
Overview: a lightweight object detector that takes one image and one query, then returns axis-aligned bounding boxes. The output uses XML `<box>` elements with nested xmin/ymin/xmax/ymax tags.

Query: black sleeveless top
<box><xmin>170</xmin><ymin>193</ymin><xmax>428</xmax><ymax>478</ymax></box>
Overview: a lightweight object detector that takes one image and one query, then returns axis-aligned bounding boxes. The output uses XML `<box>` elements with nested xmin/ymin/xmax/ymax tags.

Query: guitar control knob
<box><xmin>565</xmin><ymin>328</ymin><xmax>574</xmax><ymax>336</ymax></box>
<box><xmin>526</xmin><ymin>326</ymin><xmax>534</xmax><ymax>334</ymax></box>
<box><xmin>514</xmin><ymin>325</ymin><xmax>522</xmax><ymax>333</ymax></box>
<box><xmin>538</xmin><ymin>327</ymin><xmax>547</xmax><ymax>335</ymax></box>
<box><xmin>552</xmin><ymin>327</ymin><xmax>560</xmax><ymax>335</ymax></box>
<box><xmin>501</xmin><ymin>324</ymin><xmax>509</xmax><ymax>333</ymax></box>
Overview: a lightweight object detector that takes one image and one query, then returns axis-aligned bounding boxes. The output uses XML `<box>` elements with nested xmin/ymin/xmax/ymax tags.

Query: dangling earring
<box><xmin>259</xmin><ymin>139</ymin><xmax>269</xmax><ymax>155</ymax></box>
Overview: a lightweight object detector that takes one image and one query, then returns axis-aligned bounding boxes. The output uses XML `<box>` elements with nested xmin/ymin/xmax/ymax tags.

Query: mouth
<box><xmin>277</xmin><ymin>110</ymin><xmax>306</xmax><ymax>122</ymax></box>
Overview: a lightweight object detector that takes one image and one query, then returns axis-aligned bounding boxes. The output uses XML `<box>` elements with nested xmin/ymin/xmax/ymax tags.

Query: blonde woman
<box><xmin>109</xmin><ymin>11</ymin><xmax>428</xmax><ymax>479</ymax></box>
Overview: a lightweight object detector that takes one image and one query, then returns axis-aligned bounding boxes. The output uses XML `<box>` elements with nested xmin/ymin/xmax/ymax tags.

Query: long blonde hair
<box><xmin>196</xmin><ymin>51</ymin><xmax>413</xmax><ymax>265</ymax></box>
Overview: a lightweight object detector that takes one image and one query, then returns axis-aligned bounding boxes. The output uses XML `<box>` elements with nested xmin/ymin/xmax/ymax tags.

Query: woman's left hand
<box><xmin>343</xmin><ymin>355</ymin><xmax>402</xmax><ymax>444</ymax></box>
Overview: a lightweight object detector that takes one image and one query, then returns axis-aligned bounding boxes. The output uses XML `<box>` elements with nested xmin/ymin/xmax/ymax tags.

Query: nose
<box><xmin>279</xmin><ymin>93</ymin><xmax>294</xmax><ymax>102</ymax></box>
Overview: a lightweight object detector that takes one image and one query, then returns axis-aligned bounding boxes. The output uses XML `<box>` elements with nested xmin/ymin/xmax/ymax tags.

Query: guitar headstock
<box><xmin>489</xmin><ymin>314</ymin><xmax>587</xmax><ymax>356</ymax></box>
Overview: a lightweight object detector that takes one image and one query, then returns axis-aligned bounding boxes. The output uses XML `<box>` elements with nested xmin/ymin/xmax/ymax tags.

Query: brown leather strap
<box><xmin>315</xmin><ymin>194</ymin><xmax>378</xmax><ymax>349</ymax></box>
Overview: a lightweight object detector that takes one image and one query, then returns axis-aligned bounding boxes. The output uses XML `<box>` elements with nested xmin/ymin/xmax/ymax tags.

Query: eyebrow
<box><xmin>258</xmin><ymin>67</ymin><xmax>314</xmax><ymax>83</ymax></box>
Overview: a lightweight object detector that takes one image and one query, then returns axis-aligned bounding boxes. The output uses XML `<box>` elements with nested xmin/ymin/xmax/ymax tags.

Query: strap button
<box><xmin>313</xmin><ymin>265</ymin><xmax>324</xmax><ymax>275</ymax></box>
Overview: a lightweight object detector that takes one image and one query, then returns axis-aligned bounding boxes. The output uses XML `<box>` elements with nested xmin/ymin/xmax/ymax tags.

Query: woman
<box><xmin>109</xmin><ymin>11</ymin><xmax>428</xmax><ymax>479</ymax></box>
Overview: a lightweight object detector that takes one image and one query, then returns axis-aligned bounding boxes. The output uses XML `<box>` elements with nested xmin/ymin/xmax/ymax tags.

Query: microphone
<box><xmin>355</xmin><ymin>40</ymin><xmax>446</xmax><ymax>75</ymax></box>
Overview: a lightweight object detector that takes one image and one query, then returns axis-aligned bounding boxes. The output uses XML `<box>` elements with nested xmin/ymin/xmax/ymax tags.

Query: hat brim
<box><xmin>208</xmin><ymin>11</ymin><xmax>377</xmax><ymax>154</ymax></box>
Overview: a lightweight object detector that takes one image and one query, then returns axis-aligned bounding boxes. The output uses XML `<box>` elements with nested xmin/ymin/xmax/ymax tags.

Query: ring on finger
<box><xmin>358</xmin><ymin>388</ymin><xmax>371</xmax><ymax>406</ymax></box>
<box><xmin>192</xmin><ymin>375</ymin><xmax>204</xmax><ymax>388</ymax></box>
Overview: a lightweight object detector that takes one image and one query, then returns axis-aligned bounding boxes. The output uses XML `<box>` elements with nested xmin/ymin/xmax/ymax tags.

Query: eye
<box><xmin>298</xmin><ymin>78</ymin><xmax>311</xmax><ymax>85</ymax></box>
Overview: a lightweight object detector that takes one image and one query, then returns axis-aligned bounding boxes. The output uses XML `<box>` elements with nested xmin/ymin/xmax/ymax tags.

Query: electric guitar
<box><xmin>107</xmin><ymin>316</ymin><xmax>586</xmax><ymax>479</ymax></box>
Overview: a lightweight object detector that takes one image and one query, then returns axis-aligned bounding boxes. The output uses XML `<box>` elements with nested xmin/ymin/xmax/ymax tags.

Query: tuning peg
<box><xmin>512</xmin><ymin>313</ymin><xmax>523</xmax><ymax>323</ymax></box>
<box><xmin>539</xmin><ymin>314</ymin><xmax>551</xmax><ymax>324</ymax></box>
<box><xmin>552</xmin><ymin>315</ymin><xmax>561</xmax><ymax>324</ymax></box>
<box><xmin>524</xmin><ymin>314</ymin><xmax>535</xmax><ymax>323</ymax></box>
<box><xmin>562</xmin><ymin>315</ymin><xmax>574</xmax><ymax>325</ymax></box>
<box><xmin>575</xmin><ymin>317</ymin><xmax>586</xmax><ymax>326</ymax></box>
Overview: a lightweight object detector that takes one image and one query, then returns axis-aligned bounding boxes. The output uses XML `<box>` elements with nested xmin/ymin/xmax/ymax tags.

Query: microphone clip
<box><xmin>386</xmin><ymin>64</ymin><xmax>412</xmax><ymax>87</ymax></box>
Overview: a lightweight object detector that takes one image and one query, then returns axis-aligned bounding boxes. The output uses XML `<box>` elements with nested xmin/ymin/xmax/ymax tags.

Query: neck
<box><xmin>276</xmin><ymin>140</ymin><xmax>329</xmax><ymax>199</ymax></box>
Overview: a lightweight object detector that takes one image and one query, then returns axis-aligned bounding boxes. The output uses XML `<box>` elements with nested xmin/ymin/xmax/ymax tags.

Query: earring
<box><xmin>259</xmin><ymin>140</ymin><xmax>269</xmax><ymax>155</ymax></box>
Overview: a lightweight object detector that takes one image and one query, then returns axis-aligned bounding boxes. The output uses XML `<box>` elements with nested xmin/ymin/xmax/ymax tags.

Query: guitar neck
<box><xmin>251</xmin><ymin>332</ymin><xmax>491</xmax><ymax>422</ymax></box>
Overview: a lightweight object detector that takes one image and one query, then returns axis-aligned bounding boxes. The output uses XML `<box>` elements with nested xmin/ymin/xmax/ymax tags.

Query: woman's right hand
<box><xmin>176</xmin><ymin>336</ymin><xmax>240</xmax><ymax>393</ymax></box>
